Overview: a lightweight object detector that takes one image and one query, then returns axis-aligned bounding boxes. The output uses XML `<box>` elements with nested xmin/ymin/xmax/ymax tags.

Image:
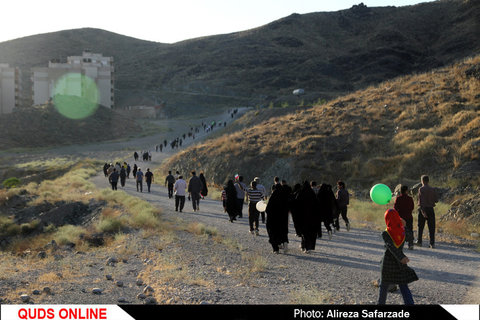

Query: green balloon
<box><xmin>370</xmin><ymin>184</ymin><xmax>392</xmax><ymax>205</ymax></box>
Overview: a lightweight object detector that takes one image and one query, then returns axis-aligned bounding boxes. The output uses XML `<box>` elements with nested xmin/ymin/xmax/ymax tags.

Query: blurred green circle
<box><xmin>53</xmin><ymin>73</ymin><xmax>99</xmax><ymax>119</ymax></box>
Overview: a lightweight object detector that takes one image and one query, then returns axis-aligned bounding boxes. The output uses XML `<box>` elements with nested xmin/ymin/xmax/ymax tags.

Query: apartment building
<box><xmin>32</xmin><ymin>51</ymin><xmax>114</xmax><ymax>108</ymax></box>
<box><xmin>0</xmin><ymin>64</ymin><xmax>21</xmax><ymax>115</ymax></box>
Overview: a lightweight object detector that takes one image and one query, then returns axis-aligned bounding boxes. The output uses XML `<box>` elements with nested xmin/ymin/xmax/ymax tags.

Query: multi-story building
<box><xmin>32</xmin><ymin>51</ymin><xmax>114</xmax><ymax>108</ymax></box>
<box><xmin>0</xmin><ymin>64</ymin><xmax>21</xmax><ymax>115</ymax></box>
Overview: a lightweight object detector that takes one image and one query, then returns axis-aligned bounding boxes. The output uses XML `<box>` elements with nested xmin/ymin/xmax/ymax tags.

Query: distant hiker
<box><xmin>254</xmin><ymin>177</ymin><xmax>267</xmax><ymax>223</ymax></box>
<box><xmin>132</xmin><ymin>163</ymin><xmax>138</xmax><ymax>179</ymax></box>
<box><xmin>165</xmin><ymin>171</ymin><xmax>176</xmax><ymax>199</ymax></box>
<box><xmin>107</xmin><ymin>163</ymin><xmax>114</xmax><ymax>176</ymax></box>
<box><xmin>234</xmin><ymin>176</ymin><xmax>247</xmax><ymax>218</ymax></box>
<box><xmin>119</xmin><ymin>166</ymin><xmax>127</xmax><ymax>188</ymax></box>
<box><xmin>188</xmin><ymin>171</ymin><xmax>202</xmax><ymax>212</ymax></box>
<box><xmin>297</xmin><ymin>181</ymin><xmax>321</xmax><ymax>253</ymax></box>
<box><xmin>271</xmin><ymin>176</ymin><xmax>281</xmax><ymax>195</ymax></box>
<box><xmin>174</xmin><ymin>175</ymin><xmax>187</xmax><ymax>212</ymax></box>
<box><xmin>246</xmin><ymin>180</ymin><xmax>263</xmax><ymax>235</ymax></box>
<box><xmin>335</xmin><ymin>180</ymin><xmax>350</xmax><ymax>231</ymax></box>
<box><xmin>145</xmin><ymin>168</ymin><xmax>154</xmax><ymax>193</ymax></box>
<box><xmin>378</xmin><ymin>209</ymin><xmax>418</xmax><ymax>305</ymax></box>
<box><xmin>222</xmin><ymin>188</ymin><xmax>227</xmax><ymax>212</ymax></box>
<box><xmin>126</xmin><ymin>163</ymin><xmax>131</xmax><ymax>178</ymax></box>
<box><xmin>109</xmin><ymin>168</ymin><xmax>119</xmax><ymax>190</ymax></box>
<box><xmin>225</xmin><ymin>180</ymin><xmax>238</xmax><ymax>222</ymax></box>
<box><xmin>199</xmin><ymin>172</ymin><xmax>208</xmax><ymax>199</ymax></box>
<box><xmin>394</xmin><ymin>185</ymin><xmax>415</xmax><ymax>250</ymax></box>
<box><xmin>266</xmin><ymin>183</ymin><xmax>290</xmax><ymax>253</ymax></box>
<box><xmin>136</xmin><ymin>168</ymin><xmax>144</xmax><ymax>192</ymax></box>
<box><xmin>311</xmin><ymin>181</ymin><xmax>319</xmax><ymax>195</ymax></box>
<box><xmin>317</xmin><ymin>184</ymin><xmax>335</xmax><ymax>240</ymax></box>
<box><xmin>175</xmin><ymin>171</ymin><xmax>180</xmax><ymax>180</ymax></box>
<box><xmin>134</xmin><ymin>152</ymin><xmax>139</xmax><ymax>162</ymax></box>
<box><xmin>281</xmin><ymin>179</ymin><xmax>293</xmax><ymax>195</ymax></box>
<box><xmin>416</xmin><ymin>175</ymin><xmax>438</xmax><ymax>248</ymax></box>
<box><xmin>103</xmin><ymin>163</ymin><xmax>109</xmax><ymax>177</ymax></box>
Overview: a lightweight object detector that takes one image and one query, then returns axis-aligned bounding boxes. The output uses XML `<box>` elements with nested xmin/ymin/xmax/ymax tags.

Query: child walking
<box><xmin>378</xmin><ymin>208</ymin><xmax>418</xmax><ymax>305</ymax></box>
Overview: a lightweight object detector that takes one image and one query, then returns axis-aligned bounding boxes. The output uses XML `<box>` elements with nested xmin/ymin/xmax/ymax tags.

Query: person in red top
<box><xmin>394</xmin><ymin>185</ymin><xmax>415</xmax><ymax>250</ymax></box>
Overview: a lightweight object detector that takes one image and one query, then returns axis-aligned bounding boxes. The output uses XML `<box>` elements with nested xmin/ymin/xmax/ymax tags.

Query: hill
<box><xmin>0</xmin><ymin>0</ymin><xmax>478</xmax><ymax>115</ymax></box>
<box><xmin>160</xmin><ymin>55</ymin><xmax>480</xmax><ymax>195</ymax></box>
<box><xmin>0</xmin><ymin>103</ymin><xmax>141</xmax><ymax>149</ymax></box>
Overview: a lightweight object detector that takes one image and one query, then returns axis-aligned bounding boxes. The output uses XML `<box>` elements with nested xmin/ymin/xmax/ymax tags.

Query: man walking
<box><xmin>174</xmin><ymin>175</ymin><xmax>187</xmax><ymax>212</ymax></box>
<box><xmin>246</xmin><ymin>180</ymin><xmax>264</xmax><ymax>236</ymax></box>
<box><xmin>165</xmin><ymin>171</ymin><xmax>176</xmax><ymax>199</ymax></box>
<box><xmin>416</xmin><ymin>175</ymin><xmax>438</xmax><ymax>248</ymax></box>
<box><xmin>145</xmin><ymin>168</ymin><xmax>154</xmax><ymax>193</ymax></box>
<box><xmin>136</xmin><ymin>168</ymin><xmax>144</xmax><ymax>192</ymax></box>
<box><xmin>254</xmin><ymin>177</ymin><xmax>267</xmax><ymax>223</ymax></box>
<box><xmin>335</xmin><ymin>180</ymin><xmax>350</xmax><ymax>231</ymax></box>
<box><xmin>109</xmin><ymin>168</ymin><xmax>119</xmax><ymax>190</ymax></box>
<box><xmin>188</xmin><ymin>171</ymin><xmax>203</xmax><ymax>212</ymax></box>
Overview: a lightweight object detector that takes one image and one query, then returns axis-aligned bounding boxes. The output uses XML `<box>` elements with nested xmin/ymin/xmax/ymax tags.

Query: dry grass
<box><xmin>1</xmin><ymin>158</ymin><xmax>166</xmax><ymax>254</ymax></box>
<box><xmin>289</xmin><ymin>286</ymin><xmax>333</xmax><ymax>304</ymax></box>
<box><xmin>232</xmin><ymin>250</ymin><xmax>269</xmax><ymax>284</ymax></box>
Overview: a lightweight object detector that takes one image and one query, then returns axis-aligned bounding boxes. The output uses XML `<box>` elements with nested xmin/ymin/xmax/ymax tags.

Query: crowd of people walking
<box><xmin>103</xmin><ymin>153</ymin><xmax>438</xmax><ymax>306</ymax></box>
<box><xmin>99</xmin><ymin>106</ymin><xmax>443</xmax><ymax>306</ymax></box>
<box><xmin>218</xmin><ymin>174</ymin><xmax>352</xmax><ymax>255</ymax></box>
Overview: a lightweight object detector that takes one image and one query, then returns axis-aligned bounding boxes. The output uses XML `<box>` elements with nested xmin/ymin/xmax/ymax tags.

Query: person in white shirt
<box><xmin>174</xmin><ymin>175</ymin><xmax>187</xmax><ymax>212</ymax></box>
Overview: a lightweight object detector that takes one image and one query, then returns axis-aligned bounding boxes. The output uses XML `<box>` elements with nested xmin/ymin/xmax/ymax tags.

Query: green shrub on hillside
<box><xmin>2</xmin><ymin>177</ymin><xmax>21</xmax><ymax>189</ymax></box>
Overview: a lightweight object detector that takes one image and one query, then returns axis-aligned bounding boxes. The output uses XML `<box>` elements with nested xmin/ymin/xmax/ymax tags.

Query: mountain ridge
<box><xmin>0</xmin><ymin>0</ymin><xmax>478</xmax><ymax>114</ymax></box>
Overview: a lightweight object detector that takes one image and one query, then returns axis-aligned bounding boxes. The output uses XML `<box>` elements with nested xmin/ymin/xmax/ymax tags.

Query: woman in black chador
<box><xmin>199</xmin><ymin>172</ymin><xmax>208</xmax><ymax>198</ymax></box>
<box><xmin>120</xmin><ymin>166</ymin><xmax>127</xmax><ymax>188</ymax></box>
<box><xmin>297</xmin><ymin>181</ymin><xmax>321</xmax><ymax>253</ymax></box>
<box><xmin>266</xmin><ymin>184</ymin><xmax>290</xmax><ymax>253</ymax></box>
<box><xmin>225</xmin><ymin>180</ymin><xmax>238</xmax><ymax>222</ymax></box>
<box><xmin>316</xmin><ymin>183</ymin><xmax>336</xmax><ymax>239</ymax></box>
<box><xmin>289</xmin><ymin>183</ymin><xmax>303</xmax><ymax>237</ymax></box>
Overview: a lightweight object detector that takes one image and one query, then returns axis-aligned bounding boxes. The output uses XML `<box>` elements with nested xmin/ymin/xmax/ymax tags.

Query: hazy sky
<box><xmin>2</xmin><ymin>0</ymin><xmax>435</xmax><ymax>44</ymax></box>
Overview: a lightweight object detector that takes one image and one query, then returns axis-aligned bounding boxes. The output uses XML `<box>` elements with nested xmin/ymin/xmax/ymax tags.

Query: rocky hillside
<box><xmin>161</xmin><ymin>55</ymin><xmax>480</xmax><ymax>192</ymax></box>
<box><xmin>0</xmin><ymin>0</ymin><xmax>478</xmax><ymax>114</ymax></box>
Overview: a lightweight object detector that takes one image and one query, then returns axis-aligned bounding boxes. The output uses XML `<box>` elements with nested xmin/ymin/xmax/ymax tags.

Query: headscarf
<box><xmin>385</xmin><ymin>208</ymin><xmax>405</xmax><ymax>248</ymax></box>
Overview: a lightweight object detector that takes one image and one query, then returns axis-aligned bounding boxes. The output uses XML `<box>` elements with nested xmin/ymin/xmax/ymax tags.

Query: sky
<box><xmin>2</xmin><ymin>0</ymin><xmax>435</xmax><ymax>44</ymax></box>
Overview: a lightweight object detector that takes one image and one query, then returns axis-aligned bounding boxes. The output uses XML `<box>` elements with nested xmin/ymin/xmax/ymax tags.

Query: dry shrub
<box><xmin>458</xmin><ymin>138</ymin><xmax>480</xmax><ymax>161</ymax></box>
<box><xmin>37</xmin><ymin>272</ymin><xmax>62</xmax><ymax>283</ymax></box>
<box><xmin>186</xmin><ymin>222</ymin><xmax>218</xmax><ymax>237</ymax></box>
<box><xmin>100</xmin><ymin>207</ymin><xmax>122</xmax><ymax>218</ymax></box>
<box><xmin>363</xmin><ymin>156</ymin><xmax>403</xmax><ymax>178</ymax></box>
<box><xmin>289</xmin><ymin>287</ymin><xmax>333</xmax><ymax>304</ymax></box>
<box><xmin>53</xmin><ymin>225</ymin><xmax>86</xmax><ymax>245</ymax></box>
<box><xmin>394</xmin><ymin>129</ymin><xmax>434</xmax><ymax>150</ymax></box>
